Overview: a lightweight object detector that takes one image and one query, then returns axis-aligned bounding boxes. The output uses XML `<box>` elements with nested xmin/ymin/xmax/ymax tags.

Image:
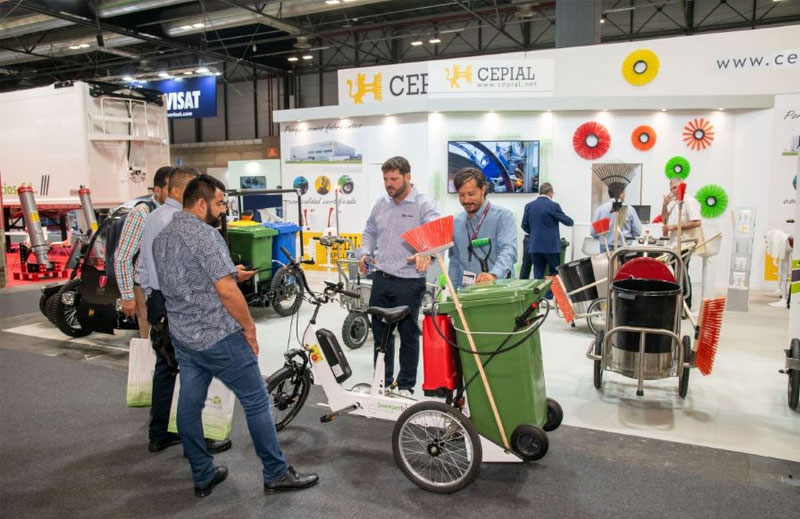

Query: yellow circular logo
<box><xmin>622</xmin><ymin>49</ymin><xmax>659</xmax><ymax>86</ymax></box>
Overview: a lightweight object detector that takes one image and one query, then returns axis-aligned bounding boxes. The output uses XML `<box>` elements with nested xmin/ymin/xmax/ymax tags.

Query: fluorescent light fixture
<box><xmin>600</xmin><ymin>18</ymin><xmax>606</xmax><ymax>24</ymax></box>
<box><xmin>196</xmin><ymin>67</ymin><xmax>210</xmax><ymax>74</ymax></box>
<box><xmin>546</xmin><ymin>109</ymin><xmax>552</xmax><ymax>112</ymax></box>
<box><xmin>181</xmin><ymin>25</ymin><xmax>193</xmax><ymax>30</ymax></box>
<box><xmin>718</xmin><ymin>107</ymin><xmax>725</xmax><ymax>110</ymax></box>
<box><xmin>158</xmin><ymin>72</ymin><xmax>170</xmax><ymax>78</ymax></box>
<box><xmin>69</xmin><ymin>45</ymin><xmax>81</xmax><ymax>50</ymax></box>
<box><xmin>214</xmin><ymin>72</ymin><xmax>221</xmax><ymax>76</ymax></box>
<box><xmin>192</xmin><ymin>23</ymin><xmax>205</xmax><ymax>29</ymax></box>
<box><xmin>411</xmin><ymin>40</ymin><xmax>423</xmax><ymax>46</ymax></box>
<box><xmin>302</xmin><ymin>55</ymin><xmax>313</xmax><ymax>60</ymax></box>
<box><xmin>429</xmin><ymin>38</ymin><xmax>441</xmax><ymax>44</ymax></box>
<box><xmin>79</xmin><ymin>43</ymin><xmax>90</xmax><ymax>48</ymax></box>
<box><xmin>602</xmin><ymin>109</ymin><xmax>608</xmax><ymax>112</ymax></box>
<box><xmin>661</xmin><ymin>108</ymin><xmax>667</xmax><ymax>111</ymax></box>
<box><xmin>325</xmin><ymin>0</ymin><xmax>341</xmax><ymax>4</ymax></box>
<box><xmin>183</xmin><ymin>71</ymin><xmax>193</xmax><ymax>75</ymax></box>
<box><xmin>122</xmin><ymin>75</ymin><xmax>134</xmax><ymax>82</ymax></box>
<box><xmin>287</xmin><ymin>56</ymin><xmax>299</xmax><ymax>62</ymax></box>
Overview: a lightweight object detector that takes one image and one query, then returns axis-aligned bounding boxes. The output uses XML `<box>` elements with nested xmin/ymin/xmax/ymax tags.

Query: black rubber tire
<box><xmin>593</xmin><ymin>330</ymin><xmax>604</xmax><ymax>389</ymax></box>
<box><xmin>39</xmin><ymin>294</ymin><xmax>48</xmax><ymax>317</ymax></box>
<box><xmin>510</xmin><ymin>424</ymin><xmax>549</xmax><ymax>462</ymax></box>
<box><xmin>788</xmin><ymin>339</ymin><xmax>800</xmax><ymax>410</ymax></box>
<box><xmin>679</xmin><ymin>335</ymin><xmax>691</xmax><ymax>399</ymax></box>
<box><xmin>266</xmin><ymin>366</ymin><xmax>312</xmax><ymax>431</ymax></box>
<box><xmin>392</xmin><ymin>401</ymin><xmax>482</xmax><ymax>494</ymax></box>
<box><xmin>51</xmin><ymin>279</ymin><xmax>91</xmax><ymax>338</ymax></box>
<box><xmin>269</xmin><ymin>266</ymin><xmax>304</xmax><ymax>317</ymax></box>
<box><xmin>45</xmin><ymin>293</ymin><xmax>60</xmax><ymax>325</ymax></box>
<box><xmin>543</xmin><ymin>398</ymin><xmax>563</xmax><ymax>432</ymax></box>
<box><xmin>341</xmin><ymin>311</ymin><xmax>369</xmax><ymax>350</ymax></box>
<box><xmin>586</xmin><ymin>298</ymin><xmax>607</xmax><ymax>336</ymax></box>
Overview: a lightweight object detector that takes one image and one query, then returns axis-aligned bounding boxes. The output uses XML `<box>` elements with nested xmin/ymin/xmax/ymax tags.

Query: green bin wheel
<box><xmin>392</xmin><ymin>401</ymin><xmax>482</xmax><ymax>493</ymax></box>
<box><xmin>788</xmin><ymin>339</ymin><xmax>800</xmax><ymax>410</ymax></box>
<box><xmin>593</xmin><ymin>330</ymin><xmax>604</xmax><ymax>389</ymax></box>
<box><xmin>270</xmin><ymin>266</ymin><xmax>304</xmax><ymax>317</ymax></box>
<box><xmin>679</xmin><ymin>336</ymin><xmax>691</xmax><ymax>399</ymax></box>
<box><xmin>543</xmin><ymin>398</ymin><xmax>563</xmax><ymax>432</ymax></box>
<box><xmin>510</xmin><ymin>424</ymin><xmax>549</xmax><ymax>462</ymax></box>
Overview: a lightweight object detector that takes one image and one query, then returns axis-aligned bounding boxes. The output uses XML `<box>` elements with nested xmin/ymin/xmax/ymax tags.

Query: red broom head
<box><xmin>548</xmin><ymin>275</ymin><xmax>575</xmax><ymax>324</ymax></box>
<box><xmin>695</xmin><ymin>297</ymin><xmax>725</xmax><ymax>376</ymax></box>
<box><xmin>402</xmin><ymin>215</ymin><xmax>454</xmax><ymax>256</ymax></box>
<box><xmin>592</xmin><ymin>217</ymin><xmax>611</xmax><ymax>234</ymax></box>
<box><xmin>676</xmin><ymin>182</ymin><xmax>687</xmax><ymax>202</ymax></box>
<box><xmin>652</xmin><ymin>214</ymin><xmax>663</xmax><ymax>224</ymax></box>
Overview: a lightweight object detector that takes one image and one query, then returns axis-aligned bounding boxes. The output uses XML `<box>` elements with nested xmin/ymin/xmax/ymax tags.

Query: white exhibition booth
<box><xmin>274</xmin><ymin>25</ymin><xmax>800</xmax><ymax>296</ymax></box>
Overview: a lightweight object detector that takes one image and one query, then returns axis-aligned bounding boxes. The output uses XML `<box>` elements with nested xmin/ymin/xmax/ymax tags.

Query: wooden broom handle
<box><xmin>436</xmin><ymin>255</ymin><xmax>510</xmax><ymax>450</ymax></box>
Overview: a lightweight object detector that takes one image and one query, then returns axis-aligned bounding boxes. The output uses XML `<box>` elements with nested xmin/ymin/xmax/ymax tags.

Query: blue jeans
<box><xmin>531</xmin><ymin>253</ymin><xmax>561</xmax><ymax>299</ymax></box>
<box><xmin>172</xmin><ymin>331</ymin><xmax>288</xmax><ymax>486</ymax></box>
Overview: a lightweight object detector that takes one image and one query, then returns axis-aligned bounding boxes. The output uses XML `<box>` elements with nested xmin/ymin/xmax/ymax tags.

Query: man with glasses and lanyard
<box><xmin>448</xmin><ymin>167</ymin><xmax>517</xmax><ymax>288</ymax></box>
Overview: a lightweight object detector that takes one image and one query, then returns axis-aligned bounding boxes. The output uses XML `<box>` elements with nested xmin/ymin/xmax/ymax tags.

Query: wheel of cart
<box><xmin>336</xmin><ymin>251</ymin><xmax>373</xmax><ymax>349</ymax></box>
<box><xmin>587</xmin><ymin>246</ymin><xmax>694</xmax><ymax>398</ymax></box>
<box><xmin>784</xmin><ymin>338</ymin><xmax>800</xmax><ymax>410</ymax></box>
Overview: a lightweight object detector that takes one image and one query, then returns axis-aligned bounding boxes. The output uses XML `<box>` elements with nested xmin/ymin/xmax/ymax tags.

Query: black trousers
<box><xmin>368</xmin><ymin>273</ymin><xmax>426</xmax><ymax>391</ymax></box>
<box><xmin>146</xmin><ymin>290</ymin><xmax>178</xmax><ymax>443</ymax></box>
<box><xmin>519</xmin><ymin>234</ymin><xmax>532</xmax><ymax>279</ymax></box>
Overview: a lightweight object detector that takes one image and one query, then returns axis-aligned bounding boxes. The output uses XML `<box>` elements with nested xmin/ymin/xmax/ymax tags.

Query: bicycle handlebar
<box><xmin>279</xmin><ymin>246</ymin><xmax>359</xmax><ymax>303</ymax></box>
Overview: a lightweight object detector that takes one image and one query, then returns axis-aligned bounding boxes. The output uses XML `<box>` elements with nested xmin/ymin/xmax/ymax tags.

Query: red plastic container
<box><xmin>422</xmin><ymin>314</ymin><xmax>457</xmax><ymax>397</ymax></box>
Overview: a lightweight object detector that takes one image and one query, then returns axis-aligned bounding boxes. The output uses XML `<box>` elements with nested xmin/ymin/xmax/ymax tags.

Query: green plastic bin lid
<box><xmin>227</xmin><ymin>226</ymin><xmax>277</xmax><ymax>237</ymax></box>
<box><xmin>438</xmin><ymin>278</ymin><xmax>549</xmax><ymax>311</ymax></box>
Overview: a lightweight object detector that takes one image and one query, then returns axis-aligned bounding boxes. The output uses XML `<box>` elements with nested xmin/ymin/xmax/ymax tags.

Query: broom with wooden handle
<box><xmin>402</xmin><ymin>215</ymin><xmax>510</xmax><ymax>450</ymax></box>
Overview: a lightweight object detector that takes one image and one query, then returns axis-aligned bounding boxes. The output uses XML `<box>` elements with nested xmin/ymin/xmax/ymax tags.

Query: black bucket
<box><xmin>556</xmin><ymin>258</ymin><xmax>598</xmax><ymax>303</ymax></box>
<box><xmin>611</xmin><ymin>278</ymin><xmax>681</xmax><ymax>353</ymax></box>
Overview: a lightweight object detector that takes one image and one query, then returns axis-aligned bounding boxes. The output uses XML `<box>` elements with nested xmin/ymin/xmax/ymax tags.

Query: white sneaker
<box><xmin>398</xmin><ymin>389</ymin><xmax>414</xmax><ymax>398</ymax></box>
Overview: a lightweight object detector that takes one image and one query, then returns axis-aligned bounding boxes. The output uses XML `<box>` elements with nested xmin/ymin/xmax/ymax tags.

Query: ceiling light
<box><xmin>343</xmin><ymin>0</ymin><xmax>357</xmax><ymax>3</ymax></box>
<box><xmin>600</xmin><ymin>18</ymin><xmax>606</xmax><ymax>24</ymax></box>
<box><xmin>180</xmin><ymin>25</ymin><xmax>193</xmax><ymax>30</ymax></box>
<box><xmin>661</xmin><ymin>108</ymin><xmax>667</xmax><ymax>111</ymax></box>
<box><xmin>158</xmin><ymin>72</ymin><xmax>170</xmax><ymax>78</ymax></box>
<box><xmin>602</xmin><ymin>109</ymin><xmax>608</xmax><ymax>112</ymax></box>
<box><xmin>325</xmin><ymin>0</ymin><xmax>341</xmax><ymax>4</ymax></box>
<box><xmin>122</xmin><ymin>75</ymin><xmax>134</xmax><ymax>82</ymax></box>
<box><xmin>385</xmin><ymin>113</ymin><xmax>390</xmax><ymax>116</ymax></box>
<box><xmin>183</xmin><ymin>71</ymin><xmax>192</xmax><ymax>75</ymax></box>
<box><xmin>411</xmin><ymin>40</ymin><xmax>423</xmax><ymax>46</ymax></box>
<box><xmin>718</xmin><ymin>107</ymin><xmax>725</xmax><ymax>111</ymax></box>
<box><xmin>287</xmin><ymin>56</ymin><xmax>299</xmax><ymax>62</ymax></box>
<box><xmin>79</xmin><ymin>43</ymin><xmax>90</xmax><ymax>48</ymax></box>
<box><xmin>429</xmin><ymin>38</ymin><xmax>441</xmax><ymax>44</ymax></box>
<box><xmin>196</xmin><ymin>67</ymin><xmax>210</xmax><ymax>74</ymax></box>
<box><xmin>192</xmin><ymin>23</ymin><xmax>205</xmax><ymax>29</ymax></box>
<box><xmin>214</xmin><ymin>72</ymin><xmax>221</xmax><ymax>76</ymax></box>
<box><xmin>69</xmin><ymin>45</ymin><xmax>81</xmax><ymax>50</ymax></box>
<box><xmin>302</xmin><ymin>55</ymin><xmax>313</xmax><ymax>60</ymax></box>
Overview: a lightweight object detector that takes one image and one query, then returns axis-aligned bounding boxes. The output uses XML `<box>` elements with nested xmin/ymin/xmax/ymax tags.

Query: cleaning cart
<box><xmin>587</xmin><ymin>246</ymin><xmax>697</xmax><ymax>398</ymax></box>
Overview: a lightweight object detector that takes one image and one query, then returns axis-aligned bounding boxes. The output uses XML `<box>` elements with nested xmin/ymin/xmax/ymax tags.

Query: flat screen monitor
<box><xmin>448</xmin><ymin>140</ymin><xmax>540</xmax><ymax>194</ymax></box>
<box><xmin>632</xmin><ymin>204</ymin><xmax>651</xmax><ymax>224</ymax></box>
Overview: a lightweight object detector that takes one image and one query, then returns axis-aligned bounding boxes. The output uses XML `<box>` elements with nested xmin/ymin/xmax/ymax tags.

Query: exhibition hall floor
<box><xmin>1</xmin><ymin>274</ymin><xmax>798</xmax><ymax>517</ymax></box>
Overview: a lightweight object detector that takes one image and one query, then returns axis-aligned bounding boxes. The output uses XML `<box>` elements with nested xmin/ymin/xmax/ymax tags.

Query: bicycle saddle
<box><xmin>366</xmin><ymin>306</ymin><xmax>410</xmax><ymax>323</ymax></box>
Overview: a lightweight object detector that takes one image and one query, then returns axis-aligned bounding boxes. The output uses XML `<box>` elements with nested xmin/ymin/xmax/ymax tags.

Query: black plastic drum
<box><xmin>556</xmin><ymin>258</ymin><xmax>598</xmax><ymax>303</ymax></box>
<box><xmin>611</xmin><ymin>279</ymin><xmax>680</xmax><ymax>353</ymax></box>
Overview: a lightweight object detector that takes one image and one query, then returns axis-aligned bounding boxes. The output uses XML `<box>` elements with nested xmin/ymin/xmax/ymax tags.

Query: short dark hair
<box><xmin>453</xmin><ymin>167</ymin><xmax>486</xmax><ymax>191</ymax></box>
<box><xmin>539</xmin><ymin>182</ymin><xmax>553</xmax><ymax>195</ymax></box>
<box><xmin>152</xmin><ymin>166</ymin><xmax>174</xmax><ymax>188</ymax></box>
<box><xmin>169</xmin><ymin>166</ymin><xmax>200</xmax><ymax>192</ymax></box>
<box><xmin>608</xmin><ymin>184</ymin><xmax>625</xmax><ymax>199</ymax></box>
<box><xmin>183</xmin><ymin>174</ymin><xmax>226</xmax><ymax>209</ymax></box>
<box><xmin>381</xmin><ymin>156</ymin><xmax>410</xmax><ymax>175</ymax></box>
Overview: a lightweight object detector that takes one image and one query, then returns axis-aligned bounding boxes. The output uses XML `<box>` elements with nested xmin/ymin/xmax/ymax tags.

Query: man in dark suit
<box><xmin>521</xmin><ymin>182</ymin><xmax>574</xmax><ymax>295</ymax></box>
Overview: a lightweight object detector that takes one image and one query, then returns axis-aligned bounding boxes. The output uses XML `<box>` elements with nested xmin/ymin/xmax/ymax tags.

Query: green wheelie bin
<box><xmin>437</xmin><ymin>278</ymin><xmax>561</xmax><ymax>461</ymax></box>
<box><xmin>228</xmin><ymin>225</ymin><xmax>277</xmax><ymax>287</ymax></box>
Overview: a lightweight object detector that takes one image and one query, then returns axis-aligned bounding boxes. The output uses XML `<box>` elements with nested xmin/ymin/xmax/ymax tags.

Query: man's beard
<box><xmin>386</xmin><ymin>181</ymin><xmax>408</xmax><ymax>199</ymax></box>
<box><xmin>205</xmin><ymin>206</ymin><xmax>221</xmax><ymax>228</ymax></box>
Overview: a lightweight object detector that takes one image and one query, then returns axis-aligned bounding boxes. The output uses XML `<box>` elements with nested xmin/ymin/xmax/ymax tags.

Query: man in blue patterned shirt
<box><xmin>153</xmin><ymin>174</ymin><xmax>318</xmax><ymax>497</ymax></box>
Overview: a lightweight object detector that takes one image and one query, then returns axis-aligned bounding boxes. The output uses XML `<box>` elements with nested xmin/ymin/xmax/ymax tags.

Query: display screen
<box><xmin>448</xmin><ymin>140</ymin><xmax>540</xmax><ymax>194</ymax></box>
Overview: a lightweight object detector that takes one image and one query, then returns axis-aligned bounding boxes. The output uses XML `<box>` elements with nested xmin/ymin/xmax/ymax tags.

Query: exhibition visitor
<box><xmin>662</xmin><ymin>177</ymin><xmax>703</xmax><ymax>308</ymax></box>
<box><xmin>590</xmin><ymin>184</ymin><xmax>643</xmax><ymax>252</ymax></box>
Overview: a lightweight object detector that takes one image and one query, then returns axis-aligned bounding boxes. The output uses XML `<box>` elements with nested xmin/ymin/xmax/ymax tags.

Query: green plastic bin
<box><xmin>438</xmin><ymin>278</ymin><xmax>551</xmax><ymax>448</ymax></box>
<box><xmin>228</xmin><ymin>226</ymin><xmax>277</xmax><ymax>282</ymax></box>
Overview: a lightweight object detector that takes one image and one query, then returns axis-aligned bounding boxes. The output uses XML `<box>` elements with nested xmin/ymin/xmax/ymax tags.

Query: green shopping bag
<box><xmin>126</xmin><ymin>338</ymin><xmax>155</xmax><ymax>407</ymax></box>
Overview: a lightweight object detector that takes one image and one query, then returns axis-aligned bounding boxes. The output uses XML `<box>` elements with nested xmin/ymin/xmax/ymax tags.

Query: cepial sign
<box><xmin>338</xmin><ymin>63</ymin><xmax>428</xmax><ymax>106</ymax></box>
<box><xmin>153</xmin><ymin>76</ymin><xmax>217</xmax><ymax>118</ymax></box>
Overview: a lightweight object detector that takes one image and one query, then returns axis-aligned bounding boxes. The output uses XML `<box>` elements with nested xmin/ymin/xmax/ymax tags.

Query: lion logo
<box><xmin>346</xmin><ymin>73</ymin><xmax>382</xmax><ymax>104</ymax></box>
<box><xmin>445</xmin><ymin>64</ymin><xmax>472</xmax><ymax>88</ymax></box>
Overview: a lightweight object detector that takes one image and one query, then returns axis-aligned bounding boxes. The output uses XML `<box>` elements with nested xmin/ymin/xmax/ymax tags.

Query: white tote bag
<box><xmin>167</xmin><ymin>375</ymin><xmax>235</xmax><ymax>441</ymax></box>
<box><xmin>126</xmin><ymin>338</ymin><xmax>156</xmax><ymax>407</ymax></box>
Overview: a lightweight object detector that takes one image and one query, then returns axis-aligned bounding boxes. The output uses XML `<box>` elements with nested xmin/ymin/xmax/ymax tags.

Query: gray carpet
<box><xmin>0</xmin><ymin>343</ymin><xmax>798</xmax><ymax>519</ymax></box>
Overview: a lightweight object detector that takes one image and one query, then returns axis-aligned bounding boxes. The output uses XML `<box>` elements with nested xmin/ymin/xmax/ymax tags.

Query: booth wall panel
<box><xmin>172</xmin><ymin>118</ymin><xmax>195</xmax><ymax>143</ymax></box>
<box><xmin>227</xmin><ymin>81</ymin><xmax>256</xmax><ymax>140</ymax></box>
<box><xmin>201</xmin><ymin>88</ymin><xmax>226</xmax><ymax>142</ymax></box>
